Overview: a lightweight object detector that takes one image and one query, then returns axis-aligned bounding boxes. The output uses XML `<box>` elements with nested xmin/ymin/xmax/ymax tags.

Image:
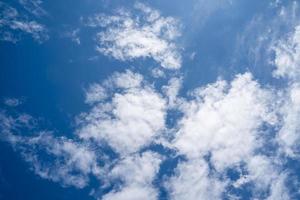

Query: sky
<box><xmin>1</xmin><ymin>0</ymin><xmax>300</xmax><ymax>199</ymax></box>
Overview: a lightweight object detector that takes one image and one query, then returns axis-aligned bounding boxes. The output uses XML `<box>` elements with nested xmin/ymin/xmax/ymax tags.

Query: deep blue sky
<box><xmin>1</xmin><ymin>0</ymin><xmax>300</xmax><ymax>200</ymax></box>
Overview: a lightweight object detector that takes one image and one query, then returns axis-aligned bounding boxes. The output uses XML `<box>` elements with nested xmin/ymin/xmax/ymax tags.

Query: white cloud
<box><xmin>77</xmin><ymin>70</ymin><xmax>166</xmax><ymax>155</ymax></box>
<box><xmin>85</xmin><ymin>84</ymin><xmax>107</xmax><ymax>105</ymax></box>
<box><xmin>0</xmin><ymin>1</ymin><xmax>48</xmax><ymax>43</ymax></box>
<box><xmin>103</xmin><ymin>152</ymin><xmax>162</xmax><ymax>200</ymax></box>
<box><xmin>106</xmin><ymin>70</ymin><xmax>143</xmax><ymax>89</ymax></box>
<box><xmin>85</xmin><ymin>70</ymin><xmax>143</xmax><ymax>105</ymax></box>
<box><xmin>86</xmin><ymin>2</ymin><xmax>181</xmax><ymax>69</ymax></box>
<box><xmin>165</xmin><ymin>73</ymin><xmax>293</xmax><ymax>199</ymax></box>
<box><xmin>173</xmin><ymin>73</ymin><xmax>276</xmax><ymax>171</ymax></box>
<box><xmin>102</xmin><ymin>185</ymin><xmax>157</xmax><ymax>200</ymax></box>
<box><xmin>166</xmin><ymin>158</ymin><xmax>225</xmax><ymax>200</ymax></box>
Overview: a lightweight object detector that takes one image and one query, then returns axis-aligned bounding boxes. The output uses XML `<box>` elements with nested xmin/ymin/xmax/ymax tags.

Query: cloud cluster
<box><xmin>86</xmin><ymin>2</ymin><xmax>182</xmax><ymax>69</ymax></box>
<box><xmin>0</xmin><ymin>70</ymin><xmax>167</xmax><ymax>193</ymax></box>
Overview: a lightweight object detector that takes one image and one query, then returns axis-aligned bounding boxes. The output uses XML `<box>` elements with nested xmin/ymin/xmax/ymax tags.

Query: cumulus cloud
<box><xmin>85</xmin><ymin>2</ymin><xmax>181</xmax><ymax>69</ymax></box>
<box><xmin>167</xmin><ymin>158</ymin><xmax>225</xmax><ymax>200</ymax></box>
<box><xmin>77</xmin><ymin>70</ymin><xmax>166</xmax><ymax>155</ymax></box>
<box><xmin>0</xmin><ymin>1</ymin><xmax>48</xmax><ymax>43</ymax></box>
<box><xmin>103</xmin><ymin>152</ymin><xmax>162</xmax><ymax>200</ymax></box>
<box><xmin>173</xmin><ymin>73</ymin><xmax>276</xmax><ymax>171</ymax></box>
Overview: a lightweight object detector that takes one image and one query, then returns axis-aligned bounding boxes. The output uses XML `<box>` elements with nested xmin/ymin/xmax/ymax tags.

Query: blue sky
<box><xmin>1</xmin><ymin>0</ymin><xmax>300</xmax><ymax>200</ymax></box>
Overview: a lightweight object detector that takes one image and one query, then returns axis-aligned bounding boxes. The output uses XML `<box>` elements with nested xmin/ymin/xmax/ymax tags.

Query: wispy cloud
<box><xmin>0</xmin><ymin>110</ymin><xmax>101</xmax><ymax>188</ymax></box>
<box><xmin>62</xmin><ymin>28</ymin><xmax>81</xmax><ymax>45</ymax></box>
<box><xmin>19</xmin><ymin>0</ymin><xmax>47</xmax><ymax>17</ymax></box>
<box><xmin>3</xmin><ymin>97</ymin><xmax>23</xmax><ymax>107</ymax></box>
<box><xmin>0</xmin><ymin>1</ymin><xmax>48</xmax><ymax>43</ymax></box>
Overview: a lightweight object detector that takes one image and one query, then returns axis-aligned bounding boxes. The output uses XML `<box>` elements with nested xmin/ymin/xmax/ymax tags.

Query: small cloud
<box><xmin>189</xmin><ymin>52</ymin><xmax>196</xmax><ymax>60</ymax></box>
<box><xmin>63</xmin><ymin>28</ymin><xmax>81</xmax><ymax>45</ymax></box>
<box><xmin>4</xmin><ymin>98</ymin><xmax>23</xmax><ymax>107</ymax></box>
<box><xmin>88</xmin><ymin>55</ymin><xmax>99</xmax><ymax>61</ymax></box>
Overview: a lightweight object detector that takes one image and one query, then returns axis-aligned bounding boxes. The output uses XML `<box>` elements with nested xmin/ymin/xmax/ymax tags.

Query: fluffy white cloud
<box><xmin>102</xmin><ymin>185</ymin><xmax>158</xmax><ymax>200</ymax></box>
<box><xmin>0</xmin><ymin>1</ymin><xmax>48</xmax><ymax>43</ymax></box>
<box><xmin>173</xmin><ymin>73</ymin><xmax>276</xmax><ymax>171</ymax></box>
<box><xmin>86</xmin><ymin>2</ymin><xmax>181</xmax><ymax>69</ymax></box>
<box><xmin>103</xmin><ymin>152</ymin><xmax>162</xmax><ymax>200</ymax></box>
<box><xmin>167</xmin><ymin>158</ymin><xmax>225</xmax><ymax>200</ymax></box>
<box><xmin>77</xmin><ymin>70</ymin><xmax>166</xmax><ymax>155</ymax></box>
